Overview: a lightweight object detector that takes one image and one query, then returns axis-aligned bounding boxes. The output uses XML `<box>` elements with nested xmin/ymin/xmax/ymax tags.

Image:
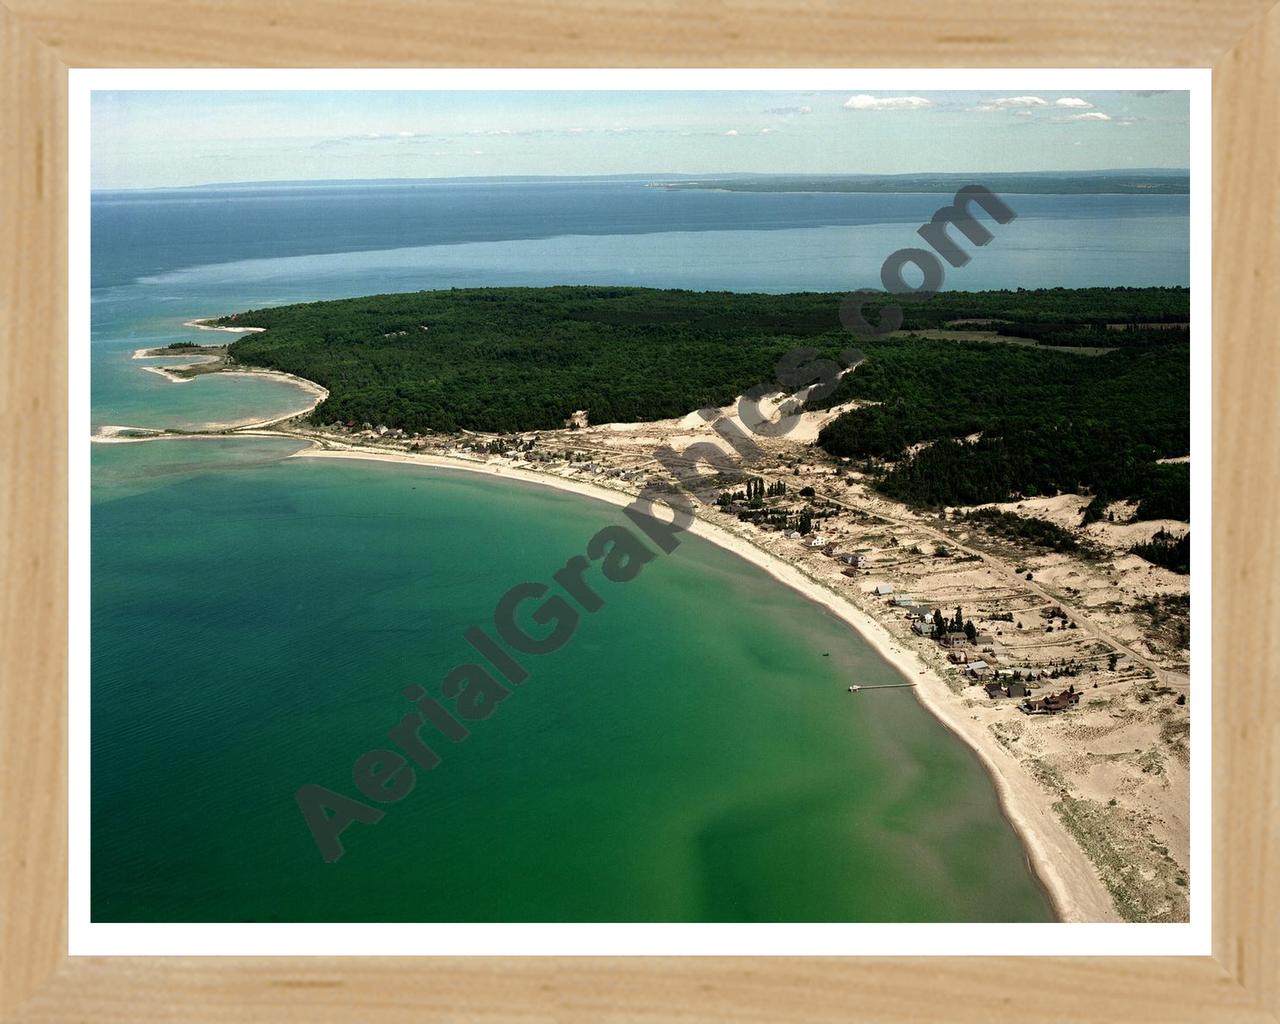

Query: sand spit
<box><xmin>182</xmin><ymin>318</ymin><xmax>266</xmax><ymax>334</ymax></box>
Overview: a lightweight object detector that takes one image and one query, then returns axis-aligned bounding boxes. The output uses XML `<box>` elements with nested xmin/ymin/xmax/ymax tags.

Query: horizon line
<box><xmin>92</xmin><ymin>167</ymin><xmax>1193</xmax><ymax>194</ymax></box>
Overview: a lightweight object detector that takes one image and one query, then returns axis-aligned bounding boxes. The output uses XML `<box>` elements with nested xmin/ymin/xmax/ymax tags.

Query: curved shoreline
<box><xmin>103</xmin><ymin>354</ymin><xmax>330</xmax><ymax>437</ymax></box>
<box><xmin>103</xmin><ymin>334</ymin><xmax>1113</xmax><ymax>921</ymax></box>
<box><xmin>284</xmin><ymin>441</ymin><xmax>1117</xmax><ymax>923</ymax></box>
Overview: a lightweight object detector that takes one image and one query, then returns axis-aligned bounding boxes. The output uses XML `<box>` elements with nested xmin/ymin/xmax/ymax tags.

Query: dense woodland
<box><xmin>223</xmin><ymin>285</ymin><xmax>1189</xmax><ymax>522</ymax></box>
<box><xmin>811</xmin><ymin>289</ymin><xmax>1189</xmax><ymax>518</ymax></box>
<box><xmin>1131</xmin><ymin>530</ymin><xmax>1191</xmax><ymax>575</ymax></box>
<box><xmin>225</xmin><ymin>287</ymin><xmax>849</xmax><ymax>432</ymax></box>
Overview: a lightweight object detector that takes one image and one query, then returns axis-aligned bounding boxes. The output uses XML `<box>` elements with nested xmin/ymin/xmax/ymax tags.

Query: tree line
<box><xmin>221</xmin><ymin>285</ymin><xmax>1188</xmax><ymax>523</ymax></box>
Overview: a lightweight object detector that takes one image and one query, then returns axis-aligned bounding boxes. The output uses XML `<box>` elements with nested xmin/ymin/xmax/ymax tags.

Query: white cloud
<box><xmin>972</xmin><ymin>96</ymin><xmax>1051</xmax><ymax>113</ymax></box>
<box><xmin>724</xmin><ymin>129</ymin><xmax>739</xmax><ymax>136</ymax></box>
<box><xmin>843</xmin><ymin>94</ymin><xmax>932</xmax><ymax>110</ymax></box>
<box><xmin>1055</xmin><ymin>97</ymin><xmax>1093</xmax><ymax>109</ymax></box>
<box><xmin>992</xmin><ymin>95</ymin><xmax>1048</xmax><ymax>108</ymax></box>
<box><xmin>763</xmin><ymin>104</ymin><xmax>811</xmax><ymax>115</ymax></box>
<box><xmin>760</xmin><ymin>127</ymin><xmax>778</xmax><ymax>134</ymax></box>
<box><xmin>1069</xmin><ymin>112</ymin><xmax>1112</xmax><ymax>121</ymax></box>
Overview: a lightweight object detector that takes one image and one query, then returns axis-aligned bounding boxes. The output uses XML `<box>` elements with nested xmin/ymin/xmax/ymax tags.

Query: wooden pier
<box><xmin>847</xmin><ymin>682</ymin><xmax>918</xmax><ymax>693</ymax></box>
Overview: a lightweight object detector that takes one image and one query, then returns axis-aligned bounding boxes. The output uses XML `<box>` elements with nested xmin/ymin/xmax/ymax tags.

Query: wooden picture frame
<box><xmin>2</xmin><ymin>3</ymin><xmax>1275</xmax><ymax>1019</ymax></box>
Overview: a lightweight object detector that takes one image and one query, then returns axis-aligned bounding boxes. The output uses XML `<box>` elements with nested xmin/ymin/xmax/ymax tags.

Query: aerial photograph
<box><xmin>89</xmin><ymin>87</ymin><xmax>1192</xmax><ymax>925</ymax></box>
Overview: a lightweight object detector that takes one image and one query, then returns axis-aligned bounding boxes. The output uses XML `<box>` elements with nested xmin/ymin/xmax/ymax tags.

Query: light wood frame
<box><xmin>2</xmin><ymin>4</ymin><xmax>1276</xmax><ymax>1020</ymax></box>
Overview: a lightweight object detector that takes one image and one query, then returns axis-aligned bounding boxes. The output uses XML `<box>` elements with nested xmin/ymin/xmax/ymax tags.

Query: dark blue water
<box><xmin>91</xmin><ymin>179</ymin><xmax>1189</xmax><ymax>431</ymax></box>
<box><xmin>93</xmin><ymin>178</ymin><xmax>1189</xmax><ymax>289</ymax></box>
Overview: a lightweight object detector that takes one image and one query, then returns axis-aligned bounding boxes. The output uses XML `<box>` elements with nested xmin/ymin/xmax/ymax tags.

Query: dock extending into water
<box><xmin>847</xmin><ymin>682</ymin><xmax>918</xmax><ymax>693</ymax></box>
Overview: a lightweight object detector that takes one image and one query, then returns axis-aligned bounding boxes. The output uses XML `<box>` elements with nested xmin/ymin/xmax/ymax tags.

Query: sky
<box><xmin>91</xmin><ymin>89</ymin><xmax>1190</xmax><ymax>190</ymax></box>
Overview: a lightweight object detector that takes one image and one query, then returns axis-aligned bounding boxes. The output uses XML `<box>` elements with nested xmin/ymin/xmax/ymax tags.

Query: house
<box><xmin>966</xmin><ymin>660</ymin><xmax>991</xmax><ymax>680</ymax></box>
<box><xmin>975</xmin><ymin>632</ymin><xmax>995</xmax><ymax>645</ymax></box>
<box><xmin>986</xmin><ymin>678</ymin><xmax>1031</xmax><ymax>699</ymax></box>
<box><xmin>806</xmin><ymin>535</ymin><xmax>828</xmax><ymax>548</ymax></box>
<box><xmin>784</xmin><ymin>531</ymin><xmax>802</xmax><ymax>540</ymax></box>
<box><xmin>874</xmin><ymin>584</ymin><xmax>894</xmax><ymax>596</ymax></box>
<box><xmin>947</xmin><ymin>650</ymin><xmax>969</xmax><ymax>665</ymax></box>
<box><xmin>911</xmin><ymin>620</ymin><xmax>937</xmax><ymax>637</ymax></box>
<box><xmin>905</xmin><ymin>606</ymin><xmax>934</xmax><ymax>620</ymax></box>
<box><xmin>891</xmin><ymin>595</ymin><xmax>916</xmax><ymax>607</ymax></box>
<box><xmin>837</xmin><ymin>551</ymin><xmax>868</xmax><ymax>568</ymax></box>
<box><xmin>821</xmin><ymin>544</ymin><xmax>840</xmax><ymax>558</ymax></box>
<box><xmin>841</xmin><ymin>567</ymin><xmax>861</xmax><ymax>578</ymax></box>
<box><xmin>1019</xmin><ymin>686</ymin><xmax>1081</xmax><ymax>715</ymax></box>
<box><xmin>942</xmin><ymin>630</ymin><xmax>969</xmax><ymax>648</ymax></box>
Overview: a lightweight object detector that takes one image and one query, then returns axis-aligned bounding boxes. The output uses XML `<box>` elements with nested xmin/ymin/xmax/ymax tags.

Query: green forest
<box><xmin>814</xmin><ymin>334</ymin><xmax>1189</xmax><ymax>518</ymax></box>
<box><xmin>223</xmin><ymin>285</ymin><xmax>1189</xmax><ymax>521</ymax></box>
<box><xmin>1130</xmin><ymin>530</ymin><xmax>1191</xmax><ymax>574</ymax></box>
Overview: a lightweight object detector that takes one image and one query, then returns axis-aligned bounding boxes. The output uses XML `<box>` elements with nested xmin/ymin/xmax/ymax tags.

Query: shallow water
<box><xmin>92</xmin><ymin>441</ymin><xmax>1052</xmax><ymax>922</ymax></box>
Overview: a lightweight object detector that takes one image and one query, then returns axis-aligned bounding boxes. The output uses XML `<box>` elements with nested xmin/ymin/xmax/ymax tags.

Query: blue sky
<box><xmin>91</xmin><ymin>90</ymin><xmax>1190</xmax><ymax>190</ymax></box>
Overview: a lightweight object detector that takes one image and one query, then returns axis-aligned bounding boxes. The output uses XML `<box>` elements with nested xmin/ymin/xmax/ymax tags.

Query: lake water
<box><xmin>90</xmin><ymin>178</ymin><xmax>1187</xmax><ymax>922</ymax></box>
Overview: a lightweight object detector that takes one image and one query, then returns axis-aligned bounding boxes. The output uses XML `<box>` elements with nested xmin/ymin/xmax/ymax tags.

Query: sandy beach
<box><xmin>102</xmin><ymin>330</ymin><xmax>1187</xmax><ymax>926</ymax></box>
<box><xmin>182</xmin><ymin>318</ymin><xmax>266</xmax><ymax>334</ymax></box>
<box><xmin>103</xmin><ymin>325</ymin><xmax>1194</xmax><ymax>925</ymax></box>
<box><xmin>97</xmin><ymin>363</ymin><xmax>330</xmax><ymax>439</ymax></box>
<box><xmin>204</xmin><ymin>370</ymin><xmax>329</xmax><ymax>429</ymax></box>
<box><xmin>288</xmin><ymin>442</ymin><xmax>1120</xmax><ymax>922</ymax></box>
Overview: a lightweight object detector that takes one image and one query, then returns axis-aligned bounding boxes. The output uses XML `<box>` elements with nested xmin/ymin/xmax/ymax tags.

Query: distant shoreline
<box><xmin>93</xmin><ymin>168</ymin><xmax>1191</xmax><ymax>195</ymax></box>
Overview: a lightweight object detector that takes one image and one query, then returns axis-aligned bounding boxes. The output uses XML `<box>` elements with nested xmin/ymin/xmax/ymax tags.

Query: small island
<box><xmin>132</xmin><ymin>341</ymin><xmax>230</xmax><ymax>381</ymax></box>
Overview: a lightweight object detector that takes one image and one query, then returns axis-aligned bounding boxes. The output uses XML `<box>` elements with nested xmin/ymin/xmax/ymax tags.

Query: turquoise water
<box><xmin>89</xmin><ymin>178</ymin><xmax>1187</xmax><ymax>922</ymax></box>
<box><xmin>92</xmin><ymin>440</ymin><xmax>1051</xmax><ymax>921</ymax></box>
